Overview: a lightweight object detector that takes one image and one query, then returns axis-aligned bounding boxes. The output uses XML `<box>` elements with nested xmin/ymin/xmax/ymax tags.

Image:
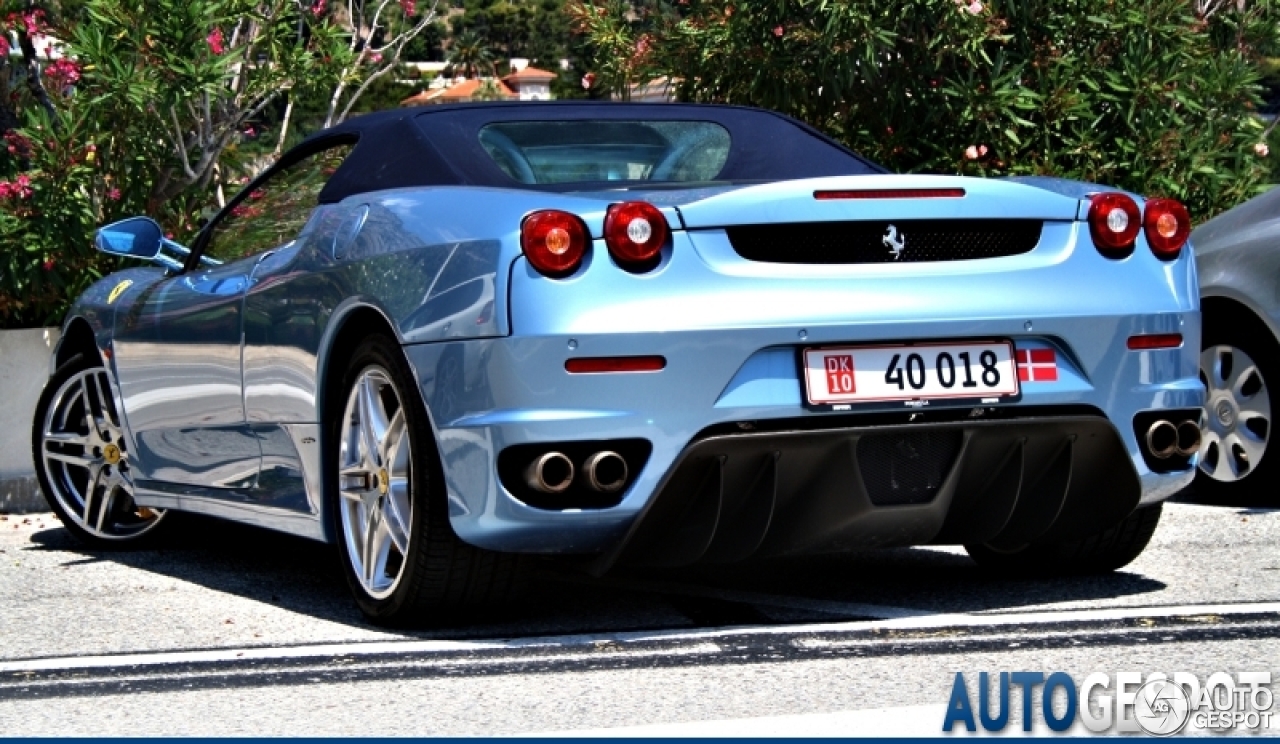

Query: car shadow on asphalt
<box><xmin>25</xmin><ymin>511</ymin><xmax>1167</xmax><ymax>640</ymax></box>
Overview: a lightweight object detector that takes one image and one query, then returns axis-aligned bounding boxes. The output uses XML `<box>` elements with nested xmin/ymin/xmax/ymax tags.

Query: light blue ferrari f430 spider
<box><xmin>34</xmin><ymin>102</ymin><xmax>1202</xmax><ymax>624</ymax></box>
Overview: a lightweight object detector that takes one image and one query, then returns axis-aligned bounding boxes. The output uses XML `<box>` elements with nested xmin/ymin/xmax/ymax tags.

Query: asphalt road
<box><xmin>0</xmin><ymin>496</ymin><xmax>1277</xmax><ymax>736</ymax></box>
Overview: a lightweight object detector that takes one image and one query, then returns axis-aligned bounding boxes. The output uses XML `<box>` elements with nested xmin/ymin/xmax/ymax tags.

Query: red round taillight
<box><xmin>604</xmin><ymin>201</ymin><xmax>668</xmax><ymax>268</ymax></box>
<box><xmin>1087</xmin><ymin>192</ymin><xmax>1142</xmax><ymax>255</ymax></box>
<box><xmin>521</xmin><ymin>210</ymin><xmax>588</xmax><ymax>277</ymax></box>
<box><xmin>1142</xmin><ymin>198</ymin><xmax>1191</xmax><ymax>260</ymax></box>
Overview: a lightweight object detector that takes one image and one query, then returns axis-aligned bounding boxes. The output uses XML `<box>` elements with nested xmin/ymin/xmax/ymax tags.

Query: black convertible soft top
<box><xmin>290</xmin><ymin>102</ymin><xmax>885</xmax><ymax>204</ymax></box>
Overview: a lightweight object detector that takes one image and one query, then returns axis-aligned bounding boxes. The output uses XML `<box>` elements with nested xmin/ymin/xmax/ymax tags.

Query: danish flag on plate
<box><xmin>1016</xmin><ymin>348</ymin><xmax>1058</xmax><ymax>382</ymax></box>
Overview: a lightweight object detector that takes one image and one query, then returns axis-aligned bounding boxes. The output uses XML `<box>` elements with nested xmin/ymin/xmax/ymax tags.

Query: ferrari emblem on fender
<box><xmin>107</xmin><ymin>279</ymin><xmax>133</xmax><ymax>304</ymax></box>
<box><xmin>883</xmin><ymin>224</ymin><xmax>905</xmax><ymax>259</ymax></box>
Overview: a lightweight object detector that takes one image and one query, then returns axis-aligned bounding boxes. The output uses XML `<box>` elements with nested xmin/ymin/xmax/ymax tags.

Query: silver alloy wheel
<box><xmin>40</xmin><ymin>367</ymin><xmax>165</xmax><ymax>539</ymax></box>
<box><xmin>1200</xmin><ymin>344</ymin><xmax>1271</xmax><ymax>483</ymax></box>
<box><xmin>338</xmin><ymin>366</ymin><xmax>413</xmax><ymax>600</ymax></box>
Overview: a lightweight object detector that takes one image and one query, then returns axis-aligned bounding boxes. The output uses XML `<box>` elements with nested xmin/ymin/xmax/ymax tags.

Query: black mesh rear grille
<box><xmin>857</xmin><ymin>430</ymin><xmax>963</xmax><ymax>506</ymax></box>
<box><xmin>725</xmin><ymin>219</ymin><xmax>1042</xmax><ymax>264</ymax></box>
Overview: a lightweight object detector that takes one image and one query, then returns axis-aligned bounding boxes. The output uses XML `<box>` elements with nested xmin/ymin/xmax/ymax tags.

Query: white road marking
<box><xmin>0</xmin><ymin>639</ymin><xmax>506</xmax><ymax>674</ymax></box>
<box><xmin>1</xmin><ymin>601</ymin><xmax>1276</xmax><ymax>677</ymax></box>
<box><xmin>532</xmin><ymin>699</ymin><xmax>1279</xmax><ymax>738</ymax></box>
<box><xmin>0</xmin><ymin>643</ymin><xmax>724</xmax><ymax>688</ymax></box>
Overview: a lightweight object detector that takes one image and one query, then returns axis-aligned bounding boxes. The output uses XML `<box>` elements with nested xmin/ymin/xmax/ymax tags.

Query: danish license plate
<box><xmin>802</xmin><ymin>341</ymin><xmax>1019</xmax><ymax>407</ymax></box>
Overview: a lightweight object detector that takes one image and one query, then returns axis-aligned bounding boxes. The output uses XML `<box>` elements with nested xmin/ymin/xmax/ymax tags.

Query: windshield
<box><xmin>478</xmin><ymin>120</ymin><xmax>731</xmax><ymax>184</ymax></box>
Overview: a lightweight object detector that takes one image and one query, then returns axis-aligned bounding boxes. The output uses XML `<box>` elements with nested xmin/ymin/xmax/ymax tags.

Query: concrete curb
<box><xmin>0</xmin><ymin>475</ymin><xmax>47</xmax><ymax>514</ymax></box>
<box><xmin>0</xmin><ymin>327</ymin><xmax>59</xmax><ymax>514</ymax></box>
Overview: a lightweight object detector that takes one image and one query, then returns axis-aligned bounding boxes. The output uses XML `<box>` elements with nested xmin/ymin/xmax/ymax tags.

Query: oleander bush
<box><xmin>0</xmin><ymin>0</ymin><xmax>432</xmax><ymax>329</ymax></box>
<box><xmin>572</xmin><ymin>0</ymin><xmax>1277</xmax><ymax>219</ymax></box>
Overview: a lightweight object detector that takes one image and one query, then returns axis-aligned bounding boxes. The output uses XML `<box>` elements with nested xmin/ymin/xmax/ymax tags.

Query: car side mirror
<box><xmin>95</xmin><ymin>217</ymin><xmax>164</xmax><ymax>260</ymax></box>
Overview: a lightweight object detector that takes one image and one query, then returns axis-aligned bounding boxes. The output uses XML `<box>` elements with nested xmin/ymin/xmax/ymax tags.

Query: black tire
<box><xmin>31</xmin><ymin>354</ymin><xmax>168</xmax><ymax>547</ymax></box>
<box><xmin>965</xmin><ymin>503</ymin><xmax>1163</xmax><ymax>576</ymax></box>
<box><xmin>1192</xmin><ymin>311</ymin><xmax>1278</xmax><ymax>504</ymax></box>
<box><xmin>327</xmin><ymin>334</ymin><xmax>525</xmax><ymax>626</ymax></box>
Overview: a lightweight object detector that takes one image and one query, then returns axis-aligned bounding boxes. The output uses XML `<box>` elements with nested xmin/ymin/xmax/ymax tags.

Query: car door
<box><xmin>112</xmin><ymin>148</ymin><xmax>349</xmax><ymax>493</ymax></box>
<box><xmin>110</xmin><ymin>248</ymin><xmax>261</xmax><ymax>490</ymax></box>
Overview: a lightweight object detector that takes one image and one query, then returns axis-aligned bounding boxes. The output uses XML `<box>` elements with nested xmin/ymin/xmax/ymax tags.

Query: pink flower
<box><xmin>206</xmin><ymin>28</ymin><xmax>225</xmax><ymax>55</ymax></box>
<box><xmin>399</xmin><ymin>0</ymin><xmax>416</xmax><ymax>16</ymax></box>
<box><xmin>1255</xmin><ymin>142</ymin><xmax>1269</xmax><ymax>157</ymax></box>
<box><xmin>43</xmin><ymin>58</ymin><xmax>81</xmax><ymax>89</ymax></box>
<box><xmin>635</xmin><ymin>35</ymin><xmax>651</xmax><ymax>55</ymax></box>
<box><xmin>242</xmin><ymin>125</ymin><xmax>256</xmax><ymax>136</ymax></box>
<box><xmin>106</xmin><ymin>188</ymin><xmax>121</xmax><ymax>201</ymax></box>
<box><xmin>773</xmin><ymin>25</ymin><xmax>784</xmax><ymax>37</ymax></box>
<box><xmin>964</xmin><ymin>146</ymin><xmax>979</xmax><ymax>160</ymax></box>
<box><xmin>978</xmin><ymin>144</ymin><xmax>989</xmax><ymax>157</ymax></box>
<box><xmin>13</xmin><ymin>174</ymin><xmax>32</xmax><ymax>198</ymax></box>
<box><xmin>966</xmin><ymin>1</ymin><xmax>983</xmax><ymax>13</ymax></box>
<box><xmin>310</xmin><ymin>0</ymin><xmax>325</xmax><ymax>15</ymax></box>
<box><xmin>14</xmin><ymin>10</ymin><xmax>44</xmax><ymax>35</ymax></box>
<box><xmin>368</xmin><ymin>52</ymin><xmax>383</xmax><ymax>64</ymax></box>
<box><xmin>0</xmin><ymin>37</ymin><xmax>9</xmax><ymax>57</ymax></box>
<box><xmin>42</xmin><ymin>258</ymin><xmax>54</xmax><ymax>272</ymax></box>
<box><xmin>0</xmin><ymin>183</ymin><xmax>12</xmax><ymax>199</ymax></box>
<box><xmin>4</xmin><ymin>132</ymin><xmax>30</xmax><ymax>157</ymax></box>
<box><xmin>582</xmin><ymin>72</ymin><xmax>596</xmax><ymax>90</ymax></box>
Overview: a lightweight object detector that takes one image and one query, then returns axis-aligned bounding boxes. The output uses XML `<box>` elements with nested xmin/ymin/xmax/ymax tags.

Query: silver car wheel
<box><xmin>1200</xmin><ymin>344</ymin><xmax>1271</xmax><ymax>483</ymax></box>
<box><xmin>338</xmin><ymin>366</ymin><xmax>413</xmax><ymax>600</ymax></box>
<box><xmin>39</xmin><ymin>367</ymin><xmax>165</xmax><ymax>539</ymax></box>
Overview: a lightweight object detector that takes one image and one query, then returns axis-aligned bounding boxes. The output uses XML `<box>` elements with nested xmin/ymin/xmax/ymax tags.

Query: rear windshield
<box><xmin>478</xmin><ymin>120</ymin><xmax>731</xmax><ymax>184</ymax></box>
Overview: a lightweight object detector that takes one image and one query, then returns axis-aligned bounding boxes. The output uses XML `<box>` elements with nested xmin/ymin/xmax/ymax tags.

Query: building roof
<box><xmin>502</xmin><ymin>65</ymin><xmax>557</xmax><ymax>83</ymax></box>
<box><xmin>401</xmin><ymin>78</ymin><xmax>516</xmax><ymax>107</ymax></box>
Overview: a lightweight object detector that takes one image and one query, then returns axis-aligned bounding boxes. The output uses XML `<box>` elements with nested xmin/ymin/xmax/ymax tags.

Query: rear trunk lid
<box><xmin>671</xmin><ymin>174</ymin><xmax>1082</xmax><ymax>228</ymax></box>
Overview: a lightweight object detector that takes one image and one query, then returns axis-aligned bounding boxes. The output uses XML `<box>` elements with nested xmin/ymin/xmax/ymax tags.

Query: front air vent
<box><xmin>857</xmin><ymin>430</ymin><xmax>963</xmax><ymax>506</ymax></box>
<box><xmin>726</xmin><ymin>219</ymin><xmax>1042</xmax><ymax>264</ymax></box>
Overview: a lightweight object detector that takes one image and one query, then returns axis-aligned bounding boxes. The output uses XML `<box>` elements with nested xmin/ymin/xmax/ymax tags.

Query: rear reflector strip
<box><xmin>565</xmin><ymin>356</ymin><xmax>666</xmax><ymax>374</ymax></box>
<box><xmin>813</xmin><ymin>188</ymin><xmax>966</xmax><ymax>200</ymax></box>
<box><xmin>1127</xmin><ymin>333</ymin><xmax>1183</xmax><ymax>350</ymax></box>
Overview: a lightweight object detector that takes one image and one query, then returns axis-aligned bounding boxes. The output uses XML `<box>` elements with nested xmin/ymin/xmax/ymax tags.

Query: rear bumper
<box><xmin>403</xmin><ymin>327</ymin><xmax>1199</xmax><ymax>557</ymax></box>
<box><xmin>604</xmin><ymin>413</ymin><xmax>1138</xmax><ymax>570</ymax></box>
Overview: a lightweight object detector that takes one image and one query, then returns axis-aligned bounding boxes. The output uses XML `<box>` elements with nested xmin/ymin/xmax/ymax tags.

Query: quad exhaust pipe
<box><xmin>584</xmin><ymin>451</ymin><xmax>628</xmax><ymax>493</ymax></box>
<box><xmin>525</xmin><ymin>452</ymin><xmax>574</xmax><ymax>494</ymax></box>
<box><xmin>1145</xmin><ymin>419</ymin><xmax>1202</xmax><ymax>459</ymax></box>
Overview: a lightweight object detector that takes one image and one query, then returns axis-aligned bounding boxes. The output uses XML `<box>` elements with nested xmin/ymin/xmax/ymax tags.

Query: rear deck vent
<box><xmin>857</xmin><ymin>430</ymin><xmax>963</xmax><ymax>506</ymax></box>
<box><xmin>726</xmin><ymin>219</ymin><xmax>1042</xmax><ymax>264</ymax></box>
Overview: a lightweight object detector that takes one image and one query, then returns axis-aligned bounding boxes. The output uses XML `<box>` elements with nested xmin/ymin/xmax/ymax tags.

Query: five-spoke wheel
<box><xmin>32</xmin><ymin>360</ymin><xmax>165</xmax><ymax>544</ymax></box>
<box><xmin>329</xmin><ymin>334</ymin><xmax>525</xmax><ymax>626</ymax></box>
<box><xmin>338</xmin><ymin>367</ymin><xmax>414</xmax><ymax>599</ymax></box>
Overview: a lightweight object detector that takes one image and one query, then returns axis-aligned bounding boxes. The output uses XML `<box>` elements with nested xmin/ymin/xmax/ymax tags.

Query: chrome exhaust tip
<box><xmin>1175</xmin><ymin>420</ymin><xmax>1202</xmax><ymax>458</ymax></box>
<box><xmin>525</xmin><ymin>452</ymin><xmax>574</xmax><ymax>494</ymax></box>
<box><xmin>1146</xmin><ymin>420</ymin><xmax>1179</xmax><ymax>459</ymax></box>
<box><xmin>583</xmin><ymin>451</ymin><xmax>628</xmax><ymax>493</ymax></box>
